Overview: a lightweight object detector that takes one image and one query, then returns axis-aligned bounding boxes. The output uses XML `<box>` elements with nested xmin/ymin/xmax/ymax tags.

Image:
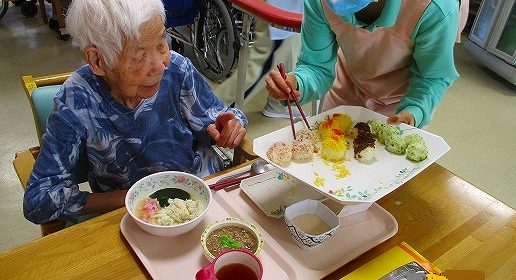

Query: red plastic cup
<box><xmin>195</xmin><ymin>249</ymin><xmax>263</xmax><ymax>280</ymax></box>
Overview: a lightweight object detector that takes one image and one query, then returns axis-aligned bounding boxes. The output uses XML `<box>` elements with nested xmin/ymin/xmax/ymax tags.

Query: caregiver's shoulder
<box><xmin>430</xmin><ymin>0</ymin><xmax>459</xmax><ymax>16</ymax></box>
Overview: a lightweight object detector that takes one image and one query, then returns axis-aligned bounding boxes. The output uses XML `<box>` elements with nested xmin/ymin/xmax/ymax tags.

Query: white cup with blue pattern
<box><xmin>284</xmin><ymin>199</ymin><xmax>340</xmax><ymax>250</ymax></box>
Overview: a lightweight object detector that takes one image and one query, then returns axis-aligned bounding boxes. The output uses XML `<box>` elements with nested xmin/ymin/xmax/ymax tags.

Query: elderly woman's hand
<box><xmin>387</xmin><ymin>111</ymin><xmax>415</xmax><ymax>127</ymax></box>
<box><xmin>207</xmin><ymin>112</ymin><xmax>246</xmax><ymax>149</ymax></box>
<box><xmin>264</xmin><ymin>70</ymin><xmax>301</xmax><ymax>101</ymax></box>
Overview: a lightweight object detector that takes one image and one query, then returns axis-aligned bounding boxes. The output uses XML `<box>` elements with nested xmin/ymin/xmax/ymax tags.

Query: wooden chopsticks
<box><xmin>277</xmin><ymin>63</ymin><xmax>310</xmax><ymax>140</ymax></box>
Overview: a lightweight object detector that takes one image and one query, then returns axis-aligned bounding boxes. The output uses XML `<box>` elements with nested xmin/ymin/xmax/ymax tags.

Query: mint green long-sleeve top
<box><xmin>295</xmin><ymin>0</ymin><xmax>460</xmax><ymax>127</ymax></box>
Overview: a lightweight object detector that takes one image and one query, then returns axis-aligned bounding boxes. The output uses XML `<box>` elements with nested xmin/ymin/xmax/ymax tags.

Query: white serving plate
<box><xmin>240</xmin><ymin>169</ymin><xmax>327</xmax><ymax>218</ymax></box>
<box><xmin>253</xmin><ymin>105</ymin><xmax>450</xmax><ymax>203</ymax></box>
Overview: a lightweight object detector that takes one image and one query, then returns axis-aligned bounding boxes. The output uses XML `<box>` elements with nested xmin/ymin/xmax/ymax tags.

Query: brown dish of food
<box><xmin>353</xmin><ymin>122</ymin><xmax>377</xmax><ymax>162</ymax></box>
<box><xmin>206</xmin><ymin>226</ymin><xmax>259</xmax><ymax>257</ymax></box>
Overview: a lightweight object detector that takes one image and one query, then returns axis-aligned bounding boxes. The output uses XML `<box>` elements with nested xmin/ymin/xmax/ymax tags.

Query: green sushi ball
<box><xmin>379</xmin><ymin>124</ymin><xmax>401</xmax><ymax>144</ymax></box>
<box><xmin>385</xmin><ymin>134</ymin><xmax>407</xmax><ymax>155</ymax></box>
<box><xmin>404</xmin><ymin>133</ymin><xmax>425</xmax><ymax>146</ymax></box>
<box><xmin>367</xmin><ymin>119</ymin><xmax>385</xmax><ymax>138</ymax></box>
<box><xmin>406</xmin><ymin>142</ymin><xmax>428</xmax><ymax>162</ymax></box>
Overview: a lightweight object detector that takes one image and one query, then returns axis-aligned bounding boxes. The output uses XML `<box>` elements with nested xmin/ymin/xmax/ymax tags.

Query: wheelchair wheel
<box><xmin>21</xmin><ymin>1</ymin><xmax>37</xmax><ymax>18</ymax></box>
<box><xmin>0</xmin><ymin>1</ymin><xmax>8</xmax><ymax>20</ymax></box>
<box><xmin>192</xmin><ymin>0</ymin><xmax>239</xmax><ymax>83</ymax></box>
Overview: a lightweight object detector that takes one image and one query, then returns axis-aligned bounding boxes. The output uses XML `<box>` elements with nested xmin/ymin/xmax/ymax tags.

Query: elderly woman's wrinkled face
<box><xmin>105</xmin><ymin>15</ymin><xmax>170</xmax><ymax>105</ymax></box>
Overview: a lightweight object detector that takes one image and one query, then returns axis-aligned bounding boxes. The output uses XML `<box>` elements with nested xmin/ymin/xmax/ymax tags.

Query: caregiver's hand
<box><xmin>264</xmin><ymin>70</ymin><xmax>301</xmax><ymax>101</ymax></box>
<box><xmin>387</xmin><ymin>111</ymin><xmax>415</xmax><ymax>127</ymax></box>
<box><xmin>207</xmin><ymin>112</ymin><xmax>246</xmax><ymax>149</ymax></box>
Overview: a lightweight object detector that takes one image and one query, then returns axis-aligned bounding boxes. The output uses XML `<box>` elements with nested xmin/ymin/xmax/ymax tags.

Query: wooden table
<box><xmin>1</xmin><ymin>163</ymin><xmax>514</xmax><ymax>279</ymax></box>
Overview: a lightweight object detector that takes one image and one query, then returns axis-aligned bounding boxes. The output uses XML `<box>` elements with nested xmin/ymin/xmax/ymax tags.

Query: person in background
<box><xmin>24</xmin><ymin>0</ymin><xmax>247</xmax><ymax>225</ymax></box>
<box><xmin>456</xmin><ymin>0</ymin><xmax>469</xmax><ymax>43</ymax></box>
<box><xmin>265</xmin><ymin>0</ymin><xmax>461</xmax><ymax>128</ymax></box>
<box><xmin>215</xmin><ymin>0</ymin><xmax>305</xmax><ymax>119</ymax></box>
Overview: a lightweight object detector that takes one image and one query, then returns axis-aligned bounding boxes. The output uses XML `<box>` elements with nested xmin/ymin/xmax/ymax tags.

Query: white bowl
<box><xmin>200</xmin><ymin>217</ymin><xmax>264</xmax><ymax>261</ymax></box>
<box><xmin>125</xmin><ymin>171</ymin><xmax>212</xmax><ymax>237</ymax></box>
<box><xmin>284</xmin><ymin>199</ymin><xmax>340</xmax><ymax>250</ymax></box>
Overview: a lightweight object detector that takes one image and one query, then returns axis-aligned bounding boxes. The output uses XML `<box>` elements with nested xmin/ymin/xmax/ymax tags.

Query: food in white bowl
<box><xmin>137</xmin><ymin>196</ymin><xmax>201</xmax><ymax>226</ymax></box>
<box><xmin>125</xmin><ymin>171</ymin><xmax>212</xmax><ymax>237</ymax></box>
<box><xmin>200</xmin><ymin>217</ymin><xmax>264</xmax><ymax>261</ymax></box>
<box><xmin>284</xmin><ymin>199</ymin><xmax>340</xmax><ymax>250</ymax></box>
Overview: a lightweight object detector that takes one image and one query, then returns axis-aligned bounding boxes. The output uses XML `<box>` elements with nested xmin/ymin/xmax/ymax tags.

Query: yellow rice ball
<box><xmin>320</xmin><ymin>137</ymin><xmax>348</xmax><ymax>162</ymax></box>
<box><xmin>332</xmin><ymin>113</ymin><xmax>353</xmax><ymax>134</ymax></box>
<box><xmin>318</xmin><ymin>113</ymin><xmax>353</xmax><ymax>140</ymax></box>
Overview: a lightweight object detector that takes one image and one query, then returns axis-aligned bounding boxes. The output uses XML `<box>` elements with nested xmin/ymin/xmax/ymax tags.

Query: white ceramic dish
<box><xmin>253</xmin><ymin>105</ymin><xmax>450</xmax><ymax>203</ymax></box>
<box><xmin>240</xmin><ymin>169</ymin><xmax>327</xmax><ymax>218</ymax></box>
<box><xmin>125</xmin><ymin>171</ymin><xmax>212</xmax><ymax>237</ymax></box>
<box><xmin>284</xmin><ymin>199</ymin><xmax>340</xmax><ymax>250</ymax></box>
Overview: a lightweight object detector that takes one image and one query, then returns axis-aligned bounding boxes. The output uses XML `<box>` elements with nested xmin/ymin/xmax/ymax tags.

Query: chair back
<box><xmin>13</xmin><ymin>73</ymin><xmax>77</xmax><ymax>236</ymax></box>
<box><xmin>163</xmin><ymin>0</ymin><xmax>198</xmax><ymax>27</ymax></box>
<box><xmin>21</xmin><ymin>73</ymin><xmax>89</xmax><ymax>184</ymax></box>
<box><xmin>30</xmin><ymin>85</ymin><xmax>62</xmax><ymax>142</ymax></box>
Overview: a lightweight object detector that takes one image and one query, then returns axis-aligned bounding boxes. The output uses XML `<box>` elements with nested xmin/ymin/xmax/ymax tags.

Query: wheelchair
<box><xmin>164</xmin><ymin>0</ymin><xmax>251</xmax><ymax>83</ymax></box>
<box><xmin>0</xmin><ymin>0</ymin><xmax>39</xmax><ymax>20</ymax></box>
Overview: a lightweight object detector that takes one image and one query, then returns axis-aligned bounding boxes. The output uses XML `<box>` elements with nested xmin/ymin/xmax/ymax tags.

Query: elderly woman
<box><xmin>23</xmin><ymin>0</ymin><xmax>247</xmax><ymax>224</ymax></box>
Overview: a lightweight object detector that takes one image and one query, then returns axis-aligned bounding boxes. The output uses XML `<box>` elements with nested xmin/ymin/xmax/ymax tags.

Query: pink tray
<box><xmin>120</xmin><ymin>168</ymin><xmax>398</xmax><ymax>279</ymax></box>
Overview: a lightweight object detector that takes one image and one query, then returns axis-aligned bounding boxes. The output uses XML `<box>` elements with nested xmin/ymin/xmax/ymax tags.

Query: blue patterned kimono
<box><xmin>23</xmin><ymin>52</ymin><xmax>247</xmax><ymax>224</ymax></box>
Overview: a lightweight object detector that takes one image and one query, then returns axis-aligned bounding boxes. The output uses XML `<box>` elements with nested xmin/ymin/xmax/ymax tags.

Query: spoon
<box><xmin>215</xmin><ymin>159</ymin><xmax>273</xmax><ymax>183</ymax></box>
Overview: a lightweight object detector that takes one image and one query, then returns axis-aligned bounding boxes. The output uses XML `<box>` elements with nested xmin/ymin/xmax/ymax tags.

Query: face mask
<box><xmin>327</xmin><ymin>0</ymin><xmax>377</xmax><ymax>16</ymax></box>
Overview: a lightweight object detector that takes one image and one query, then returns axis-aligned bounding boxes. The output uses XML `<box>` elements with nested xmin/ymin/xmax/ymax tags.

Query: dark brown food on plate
<box><xmin>354</xmin><ymin>122</ymin><xmax>371</xmax><ymax>133</ymax></box>
<box><xmin>353</xmin><ymin>122</ymin><xmax>377</xmax><ymax>162</ymax></box>
<box><xmin>206</xmin><ymin>226</ymin><xmax>258</xmax><ymax>257</ymax></box>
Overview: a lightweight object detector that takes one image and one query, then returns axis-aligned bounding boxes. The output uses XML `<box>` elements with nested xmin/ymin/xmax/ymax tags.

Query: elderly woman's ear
<box><xmin>84</xmin><ymin>46</ymin><xmax>107</xmax><ymax>76</ymax></box>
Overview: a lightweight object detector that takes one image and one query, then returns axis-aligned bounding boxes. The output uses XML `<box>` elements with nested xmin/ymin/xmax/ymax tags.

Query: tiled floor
<box><xmin>0</xmin><ymin>3</ymin><xmax>514</xmax><ymax>252</ymax></box>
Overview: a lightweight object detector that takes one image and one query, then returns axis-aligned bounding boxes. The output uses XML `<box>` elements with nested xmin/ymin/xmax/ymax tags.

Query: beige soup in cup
<box><xmin>284</xmin><ymin>199</ymin><xmax>340</xmax><ymax>250</ymax></box>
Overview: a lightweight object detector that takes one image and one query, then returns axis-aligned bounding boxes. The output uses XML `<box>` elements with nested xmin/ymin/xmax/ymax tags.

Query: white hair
<box><xmin>65</xmin><ymin>0</ymin><xmax>166</xmax><ymax>68</ymax></box>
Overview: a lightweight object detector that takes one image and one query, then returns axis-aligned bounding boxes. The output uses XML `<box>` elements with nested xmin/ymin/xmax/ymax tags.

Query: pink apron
<box><xmin>321</xmin><ymin>0</ymin><xmax>430</xmax><ymax>116</ymax></box>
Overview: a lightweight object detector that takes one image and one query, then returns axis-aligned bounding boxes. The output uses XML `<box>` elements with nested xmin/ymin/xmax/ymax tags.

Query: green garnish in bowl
<box><xmin>149</xmin><ymin>188</ymin><xmax>191</xmax><ymax>207</ymax></box>
<box><xmin>219</xmin><ymin>235</ymin><xmax>242</xmax><ymax>249</ymax></box>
